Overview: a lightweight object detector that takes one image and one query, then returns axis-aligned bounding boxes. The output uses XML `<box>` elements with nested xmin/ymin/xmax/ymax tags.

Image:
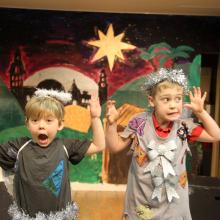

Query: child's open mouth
<box><xmin>168</xmin><ymin>112</ymin><xmax>178</xmax><ymax>116</ymax></box>
<box><xmin>38</xmin><ymin>134</ymin><xmax>49</xmax><ymax>145</ymax></box>
<box><xmin>38</xmin><ymin>134</ymin><xmax>48</xmax><ymax>140</ymax></box>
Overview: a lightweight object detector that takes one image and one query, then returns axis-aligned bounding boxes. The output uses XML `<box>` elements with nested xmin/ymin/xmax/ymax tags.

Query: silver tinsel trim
<box><xmin>142</xmin><ymin>68</ymin><xmax>188</xmax><ymax>95</ymax></box>
<box><xmin>34</xmin><ymin>89</ymin><xmax>72</xmax><ymax>105</ymax></box>
<box><xmin>8</xmin><ymin>202</ymin><xmax>79</xmax><ymax>220</ymax></box>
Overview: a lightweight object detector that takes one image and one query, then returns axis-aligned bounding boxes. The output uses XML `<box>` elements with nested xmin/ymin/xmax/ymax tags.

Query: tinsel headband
<box><xmin>34</xmin><ymin>88</ymin><xmax>72</xmax><ymax>105</ymax></box>
<box><xmin>142</xmin><ymin>68</ymin><xmax>188</xmax><ymax>95</ymax></box>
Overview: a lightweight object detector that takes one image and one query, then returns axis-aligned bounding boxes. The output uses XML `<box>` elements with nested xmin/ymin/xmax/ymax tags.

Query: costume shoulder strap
<box><xmin>16</xmin><ymin>139</ymin><xmax>32</xmax><ymax>160</ymax></box>
<box><xmin>62</xmin><ymin>145</ymin><xmax>69</xmax><ymax>159</ymax></box>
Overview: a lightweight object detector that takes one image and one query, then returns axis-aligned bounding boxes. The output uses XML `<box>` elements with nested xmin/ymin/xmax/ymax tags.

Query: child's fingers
<box><xmin>90</xmin><ymin>95</ymin><xmax>99</xmax><ymax>101</ymax></box>
<box><xmin>192</xmin><ymin>86</ymin><xmax>198</xmax><ymax>97</ymax></box>
<box><xmin>196</xmin><ymin>87</ymin><xmax>201</xmax><ymax>97</ymax></box>
<box><xmin>118</xmin><ymin>106</ymin><xmax>127</xmax><ymax>116</ymax></box>
<box><xmin>188</xmin><ymin>91</ymin><xmax>193</xmax><ymax>100</ymax></box>
<box><xmin>89</xmin><ymin>93</ymin><xmax>98</xmax><ymax>103</ymax></box>
<box><xmin>109</xmin><ymin>100</ymin><xmax>116</xmax><ymax>104</ymax></box>
<box><xmin>106</xmin><ymin>102</ymin><xmax>116</xmax><ymax>116</ymax></box>
<box><xmin>106</xmin><ymin>100</ymin><xmax>116</xmax><ymax>110</ymax></box>
<box><xmin>106</xmin><ymin>100</ymin><xmax>116</xmax><ymax>106</ymax></box>
<box><xmin>202</xmin><ymin>91</ymin><xmax>207</xmax><ymax>102</ymax></box>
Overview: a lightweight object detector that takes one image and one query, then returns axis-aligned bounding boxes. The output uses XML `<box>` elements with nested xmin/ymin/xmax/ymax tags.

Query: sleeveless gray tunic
<box><xmin>121</xmin><ymin>112</ymin><xmax>199</xmax><ymax>220</ymax></box>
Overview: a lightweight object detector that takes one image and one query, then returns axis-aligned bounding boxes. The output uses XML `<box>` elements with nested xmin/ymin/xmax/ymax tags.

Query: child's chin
<box><xmin>38</xmin><ymin>139</ymin><xmax>50</xmax><ymax>147</ymax></box>
<box><xmin>167</xmin><ymin>114</ymin><xmax>180</xmax><ymax>121</ymax></box>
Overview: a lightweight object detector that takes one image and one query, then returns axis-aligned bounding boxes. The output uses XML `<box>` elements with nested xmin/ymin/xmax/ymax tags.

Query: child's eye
<box><xmin>46</xmin><ymin>118</ymin><xmax>55</xmax><ymax>123</ymax></box>
<box><xmin>162</xmin><ymin>98</ymin><xmax>169</xmax><ymax>102</ymax></box>
<box><xmin>176</xmin><ymin>97</ymin><xmax>182</xmax><ymax>102</ymax></box>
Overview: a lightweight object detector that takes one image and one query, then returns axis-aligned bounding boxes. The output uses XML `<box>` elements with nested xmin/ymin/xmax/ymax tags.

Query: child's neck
<box><xmin>159</xmin><ymin>121</ymin><xmax>171</xmax><ymax>128</ymax></box>
<box><xmin>154</xmin><ymin>112</ymin><xmax>172</xmax><ymax>128</ymax></box>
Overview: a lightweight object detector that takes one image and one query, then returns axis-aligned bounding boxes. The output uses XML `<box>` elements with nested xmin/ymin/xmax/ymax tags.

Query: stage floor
<box><xmin>71</xmin><ymin>183</ymin><xmax>126</xmax><ymax>220</ymax></box>
<box><xmin>1</xmin><ymin>180</ymin><xmax>220</xmax><ymax>220</ymax></box>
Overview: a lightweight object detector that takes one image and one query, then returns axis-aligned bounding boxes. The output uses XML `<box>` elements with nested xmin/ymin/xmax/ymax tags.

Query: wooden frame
<box><xmin>211</xmin><ymin>55</ymin><xmax>220</xmax><ymax>177</ymax></box>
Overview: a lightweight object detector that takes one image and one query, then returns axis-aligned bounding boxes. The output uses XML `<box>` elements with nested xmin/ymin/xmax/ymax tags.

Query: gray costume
<box><xmin>0</xmin><ymin>137</ymin><xmax>91</xmax><ymax>219</ymax></box>
<box><xmin>121</xmin><ymin>112</ymin><xmax>200</xmax><ymax>220</ymax></box>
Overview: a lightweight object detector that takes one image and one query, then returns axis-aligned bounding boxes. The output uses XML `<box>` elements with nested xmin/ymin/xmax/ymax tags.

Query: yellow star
<box><xmin>88</xmin><ymin>24</ymin><xmax>136</xmax><ymax>71</ymax></box>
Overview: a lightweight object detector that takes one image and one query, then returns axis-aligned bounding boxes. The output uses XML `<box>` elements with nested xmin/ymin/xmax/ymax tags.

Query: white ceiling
<box><xmin>0</xmin><ymin>0</ymin><xmax>220</xmax><ymax>16</ymax></box>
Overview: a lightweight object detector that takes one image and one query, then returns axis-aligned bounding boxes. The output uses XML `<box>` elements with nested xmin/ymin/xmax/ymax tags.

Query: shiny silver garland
<box><xmin>8</xmin><ymin>202</ymin><xmax>79</xmax><ymax>220</ymax></box>
<box><xmin>142</xmin><ymin>68</ymin><xmax>188</xmax><ymax>95</ymax></box>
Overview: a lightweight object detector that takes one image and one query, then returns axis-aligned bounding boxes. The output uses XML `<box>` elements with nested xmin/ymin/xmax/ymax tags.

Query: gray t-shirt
<box><xmin>120</xmin><ymin>112</ymin><xmax>200</xmax><ymax>220</ymax></box>
<box><xmin>0</xmin><ymin>137</ymin><xmax>91</xmax><ymax>218</ymax></box>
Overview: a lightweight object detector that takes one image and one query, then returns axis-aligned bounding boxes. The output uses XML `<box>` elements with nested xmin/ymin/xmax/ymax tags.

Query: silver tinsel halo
<box><xmin>141</xmin><ymin>68</ymin><xmax>188</xmax><ymax>95</ymax></box>
<box><xmin>34</xmin><ymin>89</ymin><xmax>72</xmax><ymax>105</ymax></box>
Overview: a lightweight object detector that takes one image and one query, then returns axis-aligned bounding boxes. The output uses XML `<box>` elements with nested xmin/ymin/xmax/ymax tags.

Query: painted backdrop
<box><xmin>0</xmin><ymin>8</ymin><xmax>219</xmax><ymax>183</ymax></box>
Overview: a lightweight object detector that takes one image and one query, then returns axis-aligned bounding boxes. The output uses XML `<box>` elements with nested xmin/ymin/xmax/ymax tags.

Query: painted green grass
<box><xmin>0</xmin><ymin>78</ymin><xmax>24</xmax><ymax>131</ymax></box>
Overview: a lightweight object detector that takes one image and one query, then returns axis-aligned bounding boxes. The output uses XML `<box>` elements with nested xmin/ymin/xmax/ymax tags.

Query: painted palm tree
<box><xmin>140</xmin><ymin>42</ymin><xmax>194</xmax><ymax>70</ymax></box>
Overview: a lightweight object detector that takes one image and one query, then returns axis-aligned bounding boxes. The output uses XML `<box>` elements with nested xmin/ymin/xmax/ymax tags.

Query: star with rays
<box><xmin>88</xmin><ymin>24</ymin><xmax>136</xmax><ymax>71</ymax></box>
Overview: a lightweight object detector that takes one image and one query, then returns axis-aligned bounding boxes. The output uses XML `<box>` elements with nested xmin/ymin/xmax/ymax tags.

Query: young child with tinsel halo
<box><xmin>105</xmin><ymin>68</ymin><xmax>220</xmax><ymax>220</ymax></box>
<box><xmin>0</xmin><ymin>88</ymin><xmax>105</xmax><ymax>220</ymax></box>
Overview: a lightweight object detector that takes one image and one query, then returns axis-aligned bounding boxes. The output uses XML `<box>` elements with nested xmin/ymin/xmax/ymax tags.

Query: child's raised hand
<box><xmin>89</xmin><ymin>94</ymin><xmax>101</xmax><ymax>118</ymax></box>
<box><xmin>184</xmin><ymin>87</ymin><xmax>207</xmax><ymax>114</ymax></box>
<box><xmin>106</xmin><ymin>100</ymin><xmax>120</xmax><ymax>125</ymax></box>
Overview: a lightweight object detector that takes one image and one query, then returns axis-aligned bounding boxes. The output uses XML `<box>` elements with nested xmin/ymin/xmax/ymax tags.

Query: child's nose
<box><xmin>169</xmin><ymin>101</ymin><xmax>176</xmax><ymax>108</ymax></box>
<box><xmin>39</xmin><ymin>120</ymin><xmax>46</xmax><ymax>129</ymax></box>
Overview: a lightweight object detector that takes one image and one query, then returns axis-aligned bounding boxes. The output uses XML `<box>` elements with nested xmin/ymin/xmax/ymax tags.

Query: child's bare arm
<box><xmin>86</xmin><ymin>95</ymin><xmax>105</xmax><ymax>155</ymax></box>
<box><xmin>184</xmin><ymin>87</ymin><xmax>220</xmax><ymax>142</ymax></box>
<box><xmin>105</xmin><ymin>100</ymin><xmax>132</xmax><ymax>153</ymax></box>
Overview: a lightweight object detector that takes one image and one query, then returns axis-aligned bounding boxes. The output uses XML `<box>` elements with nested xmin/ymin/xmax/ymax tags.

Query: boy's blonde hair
<box><xmin>151</xmin><ymin>80</ymin><xmax>184</xmax><ymax>97</ymax></box>
<box><xmin>25</xmin><ymin>96</ymin><xmax>64</xmax><ymax>124</ymax></box>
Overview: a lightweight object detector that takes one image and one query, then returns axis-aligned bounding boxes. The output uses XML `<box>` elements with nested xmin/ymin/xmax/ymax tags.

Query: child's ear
<box><xmin>58</xmin><ymin>120</ymin><xmax>64</xmax><ymax>131</ymax></box>
<box><xmin>148</xmin><ymin>96</ymin><xmax>155</xmax><ymax>107</ymax></box>
<box><xmin>25</xmin><ymin>118</ymin><xmax>29</xmax><ymax>127</ymax></box>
